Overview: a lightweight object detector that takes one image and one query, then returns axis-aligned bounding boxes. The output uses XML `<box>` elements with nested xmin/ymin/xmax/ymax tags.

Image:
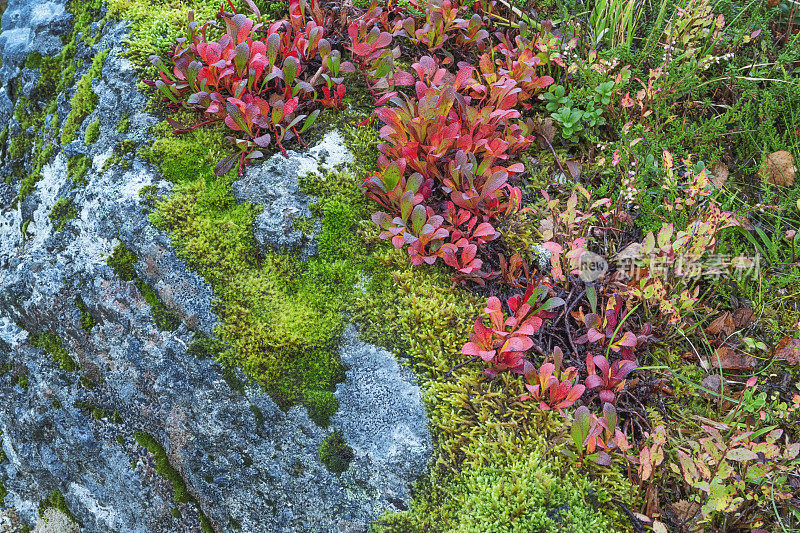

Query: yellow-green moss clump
<box><xmin>84</xmin><ymin>118</ymin><xmax>100</xmax><ymax>144</ymax></box>
<box><xmin>29</xmin><ymin>331</ymin><xmax>78</xmax><ymax>372</ymax></box>
<box><xmin>49</xmin><ymin>197</ymin><xmax>78</xmax><ymax>231</ymax></box>
<box><xmin>144</xmin><ymin>116</ymin><xmax>371</xmax><ymax>424</ymax></box>
<box><xmin>61</xmin><ymin>48</ymin><xmax>108</xmax><ymax>145</ymax></box>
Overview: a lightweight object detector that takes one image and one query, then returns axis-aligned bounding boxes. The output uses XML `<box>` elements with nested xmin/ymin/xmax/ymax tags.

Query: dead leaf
<box><xmin>774</xmin><ymin>336</ymin><xmax>800</xmax><ymax>365</ymax></box>
<box><xmin>710</xmin><ymin>161</ymin><xmax>729</xmax><ymax>188</ymax></box>
<box><xmin>667</xmin><ymin>500</ymin><xmax>703</xmax><ymax>532</ymax></box>
<box><xmin>710</xmin><ymin>345</ymin><xmax>756</xmax><ymax>370</ymax></box>
<box><xmin>652</xmin><ymin>520</ymin><xmax>669</xmax><ymax>533</ymax></box>
<box><xmin>566</xmin><ymin>160</ymin><xmax>582</xmax><ymax>180</ymax></box>
<box><xmin>701</xmin><ymin>374</ymin><xmax>722</xmax><ymax>396</ymax></box>
<box><xmin>706</xmin><ymin>312</ymin><xmax>734</xmax><ymax>337</ymax></box>
<box><xmin>535</xmin><ymin>117</ymin><xmax>556</xmax><ymax>144</ymax></box>
<box><xmin>760</xmin><ymin>150</ymin><xmax>796</xmax><ymax>187</ymax></box>
<box><xmin>732</xmin><ymin>308</ymin><xmax>754</xmax><ymax>328</ymax></box>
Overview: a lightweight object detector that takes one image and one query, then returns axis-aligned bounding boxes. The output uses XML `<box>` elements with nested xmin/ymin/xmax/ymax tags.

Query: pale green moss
<box><xmin>49</xmin><ymin>197</ymin><xmax>77</xmax><ymax>231</ymax></box>
<box><xmin>29</xmin><ymin>331</ymin><xmax>79</xmax><ymax>372</ymax></box>
<box><xmin>61</xmin><ymin>49</ymin><xmax>108</xmax><ymax>145</ymax></box>
<box><xmin>84</xmin><ymin>118</ymin><xmax>100</xmax><ymax>144</ymax></box>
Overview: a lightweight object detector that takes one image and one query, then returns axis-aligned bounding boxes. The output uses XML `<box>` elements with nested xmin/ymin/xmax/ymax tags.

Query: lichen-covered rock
<box><xmin>231</xmin><ymin>132</ymin><xmax>353</xmax><ymax>260</ymax></box>
<box><xmin>0</xmin><ymin>0</ymin><xmax>431</xmax><ymax>530</ymax></box>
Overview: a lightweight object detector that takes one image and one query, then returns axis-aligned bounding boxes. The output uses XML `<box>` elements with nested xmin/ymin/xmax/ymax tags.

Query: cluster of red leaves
<box><xmin>150</xmin><ymin>0</ymin><xmax>351</xmax><ymax>174</ymax></box>
<box><xmin>354</xmin><ymin>2</ymin><xmax>555</xmax><ymax>283</ymax></box>
<box><xmin>461</xmin><ymin>284</ymin><xmax>564</xmax><ymax>377</ymax></box>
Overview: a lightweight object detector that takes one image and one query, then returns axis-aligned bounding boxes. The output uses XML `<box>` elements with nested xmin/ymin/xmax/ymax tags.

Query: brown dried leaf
<box><xmin>706</xmin><ymin>312</ymin><xmax>734</xmax><ymax>336</ymax></box>
<box><xmin>710</xmin><ymin>345</ymin><xmax>756</xmax><ymax>370</ymax></box>
<box><xmin>732</xmin><ymin>308</ymin><xmax>754</xmax><ymax>328</ymax></box>
<box><xmin>538</xmin><ymin>117</ymin><xmax>556</xmax><ymax>143</ymax></box>
<box><xmin>668</xmin><ymin>500</ymin><xmax>703</xmax><ymax>532</ymax></box>
<box><xmin>566</xmin><ymin>160</ymin><xmax>582</xmax><ymax>180</ymax></box>
<box><xmin>760</xmin><ymin>150</ymin><xmax>796</xmax><ymax>187</ymax></box>
<box><xmin>710</xmin><ymin>161</ymin><xmax>729</xmax><ymax>188</ymax></box>
<box><xmin>774</xmin><ymin>336</ymin><xmax>800</xmax><ymax>365</ymax></box>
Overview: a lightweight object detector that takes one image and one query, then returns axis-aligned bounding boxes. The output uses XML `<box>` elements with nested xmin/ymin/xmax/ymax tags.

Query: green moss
<box><xmin>61</xmin><ymin>48</ymin><xmax>108</xmax><ymax>145</ymax></box>
<box><xmin>29</xmin><ymin>332</ymin><xmax>78</xmax><ymax>372</ymax></box>
<box><xmin>23</xmin><ymin>51</ymin><xmax>42</xmax><ymax>70</ymax></box>
<box><xmin>0</xmin><ymin>481</ymin><xmax>7</xmax><ymax>504</ymax></box>
<box><xmin>116</xmin><ymin>435</ymin><xmax>125</xmax><ymax>445</ymax></box>
<box><xmin>116</xmin><ymin>114</ymin><xmax>130</xmax><ymax>133</ymax></box>
<box><xmin>133</xmin><ymin>432</ymin><xmax>190</xmax><ymax>503</ymax></box>
<box><xmin>16</xmin><ymin>133</ymin><xmax>57</xmax><ymax>204</ymax></box>
<box><xmin>38</xmin><ymin>490</ymin><xmax>78</xmax><ymax>525</ymax></box>
<box><xmin>137</xmin><ymin>279</ymin><xmax>182</xmax><ymax>331</ymax></box>
<box><xmin>137</xmin><ymin>184</ymin><xmax>160</xmax><ymax>214</ymax></box>
<box><xmin>49</xmin><ymin>197</ymin><xmax>78</xmax><ymax>232</ymax></box>
<box><xmin>75</xmin><ymin>295</ymin><xmax>97</xmax><ymax>333</ymax></box>
<box><xmin>145</xmin><ymin>132</ymin><xmax>363</xmax><ymax>420</ymax></box>
<box><xmin>15</xmin><ymin>373</ymin><xmax>28</xmax><ymax>389</ymax></box>
<box><xmin>303</xmin><ymin>389</ymin><xmax>338</xmax><ymax>427</ymax></box>
<box><xmin>106</xmin><ymin>242</ymin><xmax>182</xmax><ymax>331</ymax></box>
<box><xmin>317</xmin><ymin>430</ymin><xmax>353</xmax><ymax>474</ymax></box>
<box><xmin>186</xmin><ymin>332</ymin><xmax>223</xmax><ymax>360</ymax></box>
<box><xmin>84</xmin><ymin>118</ymin><xmax>100</xmax><ymax>144</ymax></box>
<box><xmin>52</xmin><ymin>398</ymin><xmax>62</xmax><ymax>409</ymax></box>
<box><xmin>170</xmin><ymin>507</ymin><xmax>181</xmax><ymax>519</ymax></box>
<box><xmin>8</xmin><ymin>134</ymin><xmax>32</xmax><ymax>160</ymax></box>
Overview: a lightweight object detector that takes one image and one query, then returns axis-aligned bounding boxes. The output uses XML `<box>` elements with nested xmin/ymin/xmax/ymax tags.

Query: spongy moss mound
<box><xmin>144</xmin><ymin>116</ymin><xmax>371</xmax><ymax>423</ymax></box>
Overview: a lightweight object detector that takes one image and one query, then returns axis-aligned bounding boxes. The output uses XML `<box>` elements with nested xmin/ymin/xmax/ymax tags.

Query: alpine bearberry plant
<box><xmin>149</xmin><ymin>0</ymin><xmax>348</xmax><ymax>174</ymax></box>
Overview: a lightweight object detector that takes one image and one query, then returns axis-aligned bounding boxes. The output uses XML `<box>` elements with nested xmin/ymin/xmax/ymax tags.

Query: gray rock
<box><xmin>232</xmin><ymin>131</ymin><xmax>353</xmax><ymax>260</ymax></box>
<box><xmin>0</xmin><ymin>0</ymin><xmax>72</xmax><ymax>68</ymax></box>
<box><xmin>530</xmin><ymin>244</ymin><xmax>552</xmax><ymax>272</ymax></box>
<box><xmin>333</xmin><ymin>326</ymin><xmax>432</xmax><ymax>509</ymax></box>
<box><xmin>0</xmin><ymin>2</ymin><xmax>431</xmax><ymax>531</ymax></box>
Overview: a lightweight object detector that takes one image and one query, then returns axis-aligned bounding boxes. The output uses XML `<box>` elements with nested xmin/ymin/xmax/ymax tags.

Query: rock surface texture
<box><xmin>0</xmin><ymin>0</ymin><xmax>432</xmax><ymax>531</ymax></box>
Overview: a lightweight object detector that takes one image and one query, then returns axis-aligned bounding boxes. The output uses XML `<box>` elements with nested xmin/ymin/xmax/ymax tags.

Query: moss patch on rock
<box><xmin>37</xmin><ymin>490</ymin><xmax>78</xmax><ymax>525</ymax></box>
<box><xmin>318</xmin><ymin>430</ymin><xmax>354</xmax><ymax>474</ymax></box>
<box><xmin>74</xmin><ymin>295</ymin><xmax>97</xmax><ymax>333</ymax></box>
<box><xmin>106</xmin><ymin>242</ymin><xmax>182</xmax><ymax>331</ymax></box>
<box><xmin>84</xmin><ymin>118</ymin><xmax>100</xmax><ymax>144</ymax></box>
<box><xmin>29</xmin><ymin>332</ymin><xmax>78</xmax><ymax>372</ymax></box>
<box><xmin>49</xmin><ymin>197</ymin><xmax>78</xmax><ymax>232</ymax></box>
<box><xmin>132</xmin><ymin>432</ymin><xmax>213</xmax><ymax>532</ymax></box>
<box><xmin>61</xmin><ymin>48</ymin><xmax>108</xmax><ymax>145</ymax></box>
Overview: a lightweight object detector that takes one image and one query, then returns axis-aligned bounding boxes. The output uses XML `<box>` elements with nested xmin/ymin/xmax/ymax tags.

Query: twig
<box><xmin>443</xmin><ymin>356</ymin><xmax>479</xmax><ymax>379</ymax></box>
<box><xmin>535</xmin><ymin>131</ymin><xmax>567</xmax><ymax>175</ymax></box>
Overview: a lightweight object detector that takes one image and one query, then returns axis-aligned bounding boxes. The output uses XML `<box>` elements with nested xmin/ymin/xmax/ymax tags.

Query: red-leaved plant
<box><xmin>521</xmin><ymin>347</ymin><xmax>585</xmax><ymax>415</ymax></box>
<box><xmin>462</xmin><ymin>284</ymin><xmax>564</xmax><ymax>378</ymax></box>
<box><xmin>150</xmin><ymin>0</ymin><xmax>352</xmax><ymax>174</ymax></box>
<box><xmin>584</xmin><ymin>354</ymin><xmax>637</xmax><ymax>404</ymax></box>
